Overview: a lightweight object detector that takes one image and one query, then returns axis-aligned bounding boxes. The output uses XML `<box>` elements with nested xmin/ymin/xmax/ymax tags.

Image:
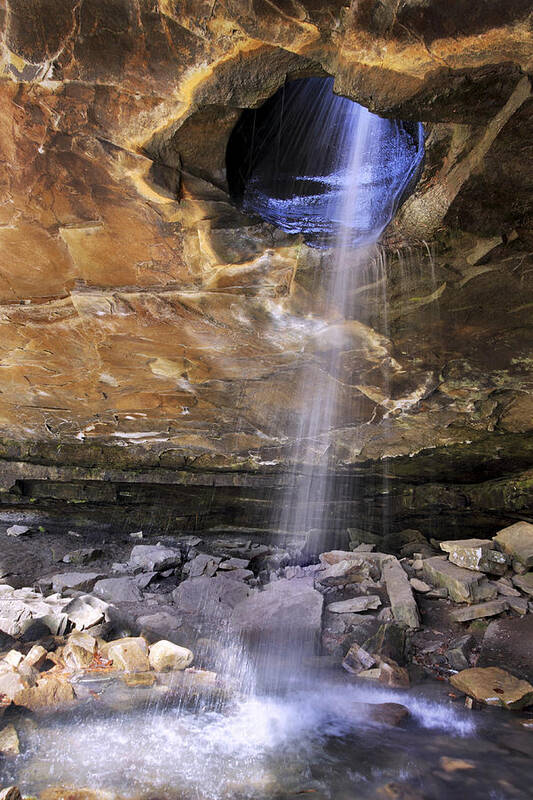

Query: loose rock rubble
<box><xmin>0</xmin><ymin>514</ymin><xmax>532</xmax><ymax>791</ymax></box>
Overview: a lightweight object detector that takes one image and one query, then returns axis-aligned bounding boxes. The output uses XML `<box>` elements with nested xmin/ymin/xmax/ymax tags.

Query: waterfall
<box><xmin>262</xmin><ymin>80</ymin><xmax>422</xmax><ymax>552</ymax></box>
<box><xmin>231</xmin><ymin>79</ymin><xmax>425</xmax><ymax>693</ymax></box>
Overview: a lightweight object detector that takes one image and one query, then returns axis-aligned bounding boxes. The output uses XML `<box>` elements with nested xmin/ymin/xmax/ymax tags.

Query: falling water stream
<box><xmin>2</xmin><ymin>79</ymin><xmax>533</xmax><ymax>800</ymax></box>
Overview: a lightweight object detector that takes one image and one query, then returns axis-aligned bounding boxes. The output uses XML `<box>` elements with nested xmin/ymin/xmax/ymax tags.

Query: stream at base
<box><xmin>3</xmin><ymin>675</ymin><xmax>533</xmax><ymax>800</ymax></box>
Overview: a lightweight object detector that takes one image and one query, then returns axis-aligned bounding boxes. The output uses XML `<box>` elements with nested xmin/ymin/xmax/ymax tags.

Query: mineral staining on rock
<box><xmin>450</xmin><ymin>667</ymin><xmax>533</xmax><ymax>711</ymax></box>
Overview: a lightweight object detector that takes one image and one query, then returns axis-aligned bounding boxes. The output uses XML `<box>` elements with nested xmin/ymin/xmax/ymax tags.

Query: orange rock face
<box><xmin>0</xmin><ymin>1</ymin><xmax>530</xmax><ymax>474</ymax></box>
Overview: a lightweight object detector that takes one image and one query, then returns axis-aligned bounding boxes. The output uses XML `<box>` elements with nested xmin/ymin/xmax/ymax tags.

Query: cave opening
<box><xmin>226</xmin><ymin>77</ymin><xmax>424</xmax><ymax>246</ymax></box>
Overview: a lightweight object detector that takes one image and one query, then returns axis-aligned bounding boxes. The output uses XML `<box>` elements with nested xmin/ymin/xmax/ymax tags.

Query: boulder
<box><xmin>93</xmin><ymin>577</ymin><xmax>142</xmax><ymax>603</ymax></box>
<box><xmin>63</xmin><ymin>631</ymin><xmax>97</xmax><ymax>670</ymax></box>
<box><xmin>512</xmin><ymin>573</ymin><xmax>533</xmax><ymax>596</ymax></box>
<box><xmin>493</xmin><ymin>522</ymin><xmax>533</xmax><ymax>569</ymax></box>
<box><xmin>439</xmin><ymin>538</ymin><xmax>507</xmax><ymax>575</ymax></box>
<box><xmin>14</xmin><ymin>675</ymin><xmax>76</xmax><ymax>712</ymax></box>
<box><xmin>51</xmin><ymin>572</ymin><xmax>104</xmax><ymax>594</ymax></box>
<box><xmin>422</xmin><ymin>556</ymin><xmax>496</xmax><ymax>603</ymax></box>
<box><xmin>231</xmin><ymin>578</ymin><xmax>323</xmax><ymax>644</ymax></box>
<box><xmin>327</xmin><ymin>596</ymin><xmax>381</xmax><ymax>614</ymax></box>
<box><xmin>315</xmin><ymin>559</ymin><xmax>371</xmax><ymax>587</ymax></box>
<box><xmin>148</xmin><ymin>640</ymin><xmax>193</xmax><ymax>672</ymax></box>
<box><xmin>0</xmin><ymin>724</ymin><xmax>19</xmax><ymax>756</ymax></box>
<box><xmin>129</xmin><ymin>544</ymin><xmax>181</xmax><ymax>573</ymax></box>
<box><xmin>445</xmin><ymin>634</ymin><xmax>475</xmax><ymax>671</ymax></box>
<box><xmin>365</xmin><ymin>702</ymin><xmax>410</xmax><ymax>726</ymax></box>
<box><xmin>137</xmin><ymin>611</ymin><xmax>182</xmax><ymax>640</ymax></box>
<box><xmin>102</xmin><ymin>637</ymin><xmax>150</xmax><ymax>673</ymax></box>
<box><xmin>507</xmin><ymin>596</ymin><xmax>528</xmax><ymax>615</ymax></box>
<box><xmin>450</xmin><ymin>667</ymin><xmax>533</xmax><ymax>710</ymax></box>
<box><xmin>451</xmin><ymin>599</ymin><xmax>508</xmax><ymax>622</ymax></box>
<box><xmin>342</xmin><ymin>643</ymin><xmax>376</xmax><ymax>674</ymax></box>
<box><xmin>65</xmin><ymin>594</ymin><xmax>109</xmax><ymax>630</ymax></box>
<box><xmin>173</xmin><ymin>576</ymin><xmax>251</xmax><ymax>620</ymax></box>
<box><xmin>478</xmin><ymin>616</ymin><xmax>533</xmax><ymax>682</ymax></box>
<box><xmin>382</xmin><ymin>559</ymin><xmax>420</xmax><ymax>628</ymax></box>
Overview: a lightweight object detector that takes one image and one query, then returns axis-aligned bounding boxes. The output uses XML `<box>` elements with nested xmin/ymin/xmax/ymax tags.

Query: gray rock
<box><xmin>507</xmin><ymin>596</ymin><xmax>529</xmax><ymax>615</ymax></box>
<box><xmin>218</xmin><ymin>557</ymin><xmax>250</xmax><ymax>570</ymax></box>
<box><xmin>65</xmin><ymin>594</ymin><xmax>109</xmax><ymax>630</ymax></box>
<box><xmin>51</xmin><ymin>572</ymin><xmax>104</xmax><ymax>594</ymax></box>
<box><xmin>440</xmin><ymin>538</ymin><xmax>508</xmax><ymax>575</ymax></box>
<box><xmin>231</xmin><ymin>578</ymin><xmax>323</xmax><ymax>643</ymax></box>
<box><xmin>137</xmin><ymin>611</ymin><xmax>182</xmax><ymax>639</ymax></box>
<box><xmin>493</xmin><ymin>522</ymin><xmax>533</xmax><ymax>569</ymax></box>
<box><xmin>446</xmin><ymin>634</ymin><xmax>474</xmax><ymax>671</ymax></box>
<box><xmin>342</xmin><ymin>643</ymin><xmax>376</xmax><ymax>674</ymax></box>
<box><xmin>6</xmin><ymin>525</ymin><xmax>30</xmax><ymax>537</ymax></box>
<box><xmin>426</xmin><ymin>587</ymin><xmax>448</xmax><ymax>599</ymax></box>
<box><xmin>62</xmin><ymin>548</ymin><xmax>102</xmax><ymax>566</ymax></box>
<box><xmin>135</xmin><ymin>572</ymin><xmax>158</xmax><ymax>589</ymax></box>
<box><xmin>216</xmin><ymin>567</ymin><xmax>254</xmax><ymax>582</ymax></box>
<box><xmin>512</xmin><ymin>573</ymin><xmax>533</xmax><ymax>596</ymax></box>
<box><xmin>327</xmin><ymin>595</ymin><xmax>381</xmax><ymax>614</ymax></box>
<box><xmin>173</xmin><ymin>576</ymin><xmax>251</xmax><ymax>620</ymax></box>
<box><xmin>382</xmin><ymin>558</ymin><xmax>420</xmax><ymax>628</ymax></box>
<box><xmin>422</xmin><ymin>556</ymin><xmax>496</xmax><ymax>604</ymax></box>
<box><xmin>183</xmin><ymin>553</ymin><xmax>222</xmax><ymax>579</ymax></box>
<box><xmin>129</xmin><ymin>544</ymin><xmax>181</xmax><ymax>573</ymax></box>
<box><xmin>478</xmin><ymin>616</ymin><xmax>533</xmax><ymax>682</ymax></box>
<box><xmin>93</xmin><ymin>577</ymin><xmax>143</xmax><ymax>603</ymax></box>
<box><xmin>0</xmin><ymin>585</ymin><xmax>69</xmax><ymax>637</ymax></box>
<box><xmin>451</xmin><ymin>599</ymin><xmax>508</xmax><ymax>622</ymax></box>
<box><xmin>495</xmin><ymin>577</ymin><xmax>521</xmax><ymax>597</ymax></box>
<box><xmin>410</xmin><ymin>578</ymin><xmax>431</xmax><ymax>593</ymax></box>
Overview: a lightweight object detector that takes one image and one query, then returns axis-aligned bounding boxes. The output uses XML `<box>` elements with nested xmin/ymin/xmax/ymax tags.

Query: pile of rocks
<box><xmin>416</xmin><ymin>521</ymin><xmax>533</xmax><ymax>622</ymax></box>
<box><xmin>0</xmin><ymin>629</ymin><xmax>196</xmax><ymax>716</ymax></box>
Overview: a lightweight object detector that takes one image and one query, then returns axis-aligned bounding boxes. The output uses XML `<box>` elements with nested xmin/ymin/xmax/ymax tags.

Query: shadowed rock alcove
<box><xmin>226</xmin><ymin>77</ymin><xmax>424</xmax><ymax>245</ymax></box>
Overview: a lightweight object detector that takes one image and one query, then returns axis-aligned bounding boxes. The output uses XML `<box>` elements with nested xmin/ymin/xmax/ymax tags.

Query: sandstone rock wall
<box><xmin>0</xmin><ymin>1</ymin><xmax>531</xmax><ymax>531</ymax></box>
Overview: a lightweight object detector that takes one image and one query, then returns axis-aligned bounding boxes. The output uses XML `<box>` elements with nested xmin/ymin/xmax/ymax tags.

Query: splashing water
<box><xmin>5</xmin><ymin>680</ymin><xmax>481</xmax><ymax>800</ymax></box>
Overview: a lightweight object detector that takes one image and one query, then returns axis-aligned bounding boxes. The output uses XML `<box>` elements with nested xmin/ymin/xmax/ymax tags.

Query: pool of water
<box><xmin>2</xmin><ymin>676</ymin><xmax>533</xmax><ymax>800</ymax></box>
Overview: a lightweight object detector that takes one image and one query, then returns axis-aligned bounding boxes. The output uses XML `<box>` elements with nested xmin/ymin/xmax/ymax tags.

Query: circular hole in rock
<box><xmin>226</xmin><ymin>77</ymin><xmax>424</xmax><ymax>247</ymax></box>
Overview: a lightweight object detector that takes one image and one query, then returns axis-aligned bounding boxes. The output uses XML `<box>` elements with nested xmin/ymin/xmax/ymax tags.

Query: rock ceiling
<box><xmin>0</xmin><ymin>0</ymin><xmax>531</xmax><ymax>476</ymax></box>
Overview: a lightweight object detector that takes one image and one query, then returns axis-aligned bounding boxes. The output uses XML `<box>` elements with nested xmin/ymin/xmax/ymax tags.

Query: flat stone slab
<box><xmin>129</xmin><ymin>545</ymin><xmax>181</xmax><ymax>573</ymax></box>
<box><xmin>451</xmin><ymin>599</ymin><xmax>508</xmax><ymax>622</ymax></box>
<box><xmin>440</xmin><ymin>538</ymin><xmax>507</xmax><ymax>575</ymax></box>
<box><xmin>512</xmin><ymin>573</ymin><xmax>533</xmax><ymax>596</ymax></box>
<box><xmin>450</xmin><ymin>667</ymin><xmax>533</xmax><ymax>710</ymax></box>
<box><xmin>51</xmin><ymin>572</ymin><xmax>104</xmax><ymax>594</ymax></box>
<box><xmin>422</xmin><ymin>556</ymin><xmax>496</xmax><ymax>604</ymax></box>
<box><xmin>382</xmin><ymin>558</ymin><xmax>420</xmax><ymax>628</ymax></box>
<box><xmin>93</xmin><ymin>577</ymin><xmax>143</xmax><ymax>603</ymax></box>
<box><xmin>327</xmin><ymin>595</ymin><xmax>381</xmax><ymax>614</ymax></box>
<box><xmin>493</xmin><ymin>521</ymin><xmax>533</xmax><ymax>568</ymax></box>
